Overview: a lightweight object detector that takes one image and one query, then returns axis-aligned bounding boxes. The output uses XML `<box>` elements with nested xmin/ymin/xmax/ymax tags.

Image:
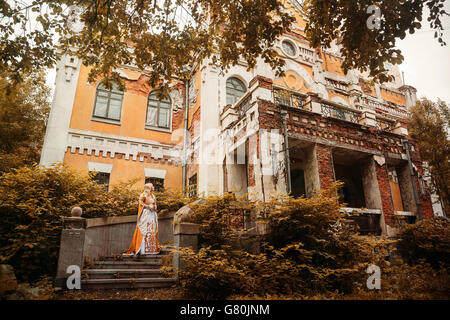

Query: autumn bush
<box><xmin>178</xmin><ymin>183</ymin><xmax>390</xmax><ymax>299</ymax></box>
<box><xmin>177</xmin><ymin>184</ymin><xmax>450</xmax><ymax>300</ymax></box>
<box><xmin>0</xmin><ymin>164</ymin><xmax>188</xmax><ymax>282</ymax></box>
<box><xmin>396</xmin><ymin>217</ymin><xmax>450</xmax><ymax>269</ymax></box>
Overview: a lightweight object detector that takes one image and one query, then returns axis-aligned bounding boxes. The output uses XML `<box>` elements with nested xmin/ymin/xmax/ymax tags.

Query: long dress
<box><xmin>124</xmin><ymin>192</ymin><xmax>160</xmax><ymax>255</ymax></box>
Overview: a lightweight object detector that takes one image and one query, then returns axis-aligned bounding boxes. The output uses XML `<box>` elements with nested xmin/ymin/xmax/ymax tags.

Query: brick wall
<box><xmin>316</xmin><ymin>144</ymin><xmax>335</xmax><ymax>190</ymax></box>
<box><xmin>375</xmin><ymin>163</ymin><xmax>395</xmax><ymax>226</ymax></box>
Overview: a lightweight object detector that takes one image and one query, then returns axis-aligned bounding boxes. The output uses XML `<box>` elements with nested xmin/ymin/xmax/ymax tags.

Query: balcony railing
<box><xmin>359</xmin><ymin>97</ymin><xmax>409</xmax><ymax>118</ymax></box>
<box><xmin>273</xmin><ymin>88</ymin><xmax>306</xmax><ymax>109</ymax></box>
<box><xmin>321</xmin><ymin>103</ymin><xmax>361</xmax><ymax>124</ymax></box>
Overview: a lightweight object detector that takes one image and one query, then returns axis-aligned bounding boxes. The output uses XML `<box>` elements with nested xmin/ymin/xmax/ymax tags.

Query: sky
<box><xmin>396</xmin><ymin>2</ymin><xmax>450</xmax><ymax>102</ymax></box>
<box><xmin>45</xmin><ymin>3</ymin><xmax>450</xmax><ymax>103</ymax></box>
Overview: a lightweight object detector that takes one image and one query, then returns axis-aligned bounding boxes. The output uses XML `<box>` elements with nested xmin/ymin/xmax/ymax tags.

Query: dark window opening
<box><xmin>145</xmin><ymin>177</ymin><xmax>164</xmax><ymax>192</ymax></box>
<box><xmin>348</xmin><ymin>214</ymin><xmax>382</xmax><ymax>236</ymax></box>
<box><xmin>92</xmin><ymin>172</ymin><xmax>110</xmax><ymax>191</ymax></box>
<box><xmin>188</xmin><ymin>174</ymin><xmax>197</xmax><ymax>198</ymax></box>
<box><xmin>334</xmin><ymin>163</ymin><xmax>366</xmax><ymax>208</ymax></box>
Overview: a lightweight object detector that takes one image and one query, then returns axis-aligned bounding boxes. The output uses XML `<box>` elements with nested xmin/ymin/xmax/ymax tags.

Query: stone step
<box><xmin>81</xmin><ymin>277</ymin><xmax>177</xmax><ymax>289</ymax></box>
<box><xmin>83</xmin><ymin>269</ymin><xmax>163</xmax><ymax>280</ymax></box>
<box><xmin>101</xmin><ymin>249</ymin><xmax>173</xmax><ymax>261</ymax></box>
<box><xmin>91</xmin><ymin>260</ymin><xmax>162</xmax><ymax>269</ymax></box>
<box><xmin>102</xmin><ymin>254</ymin><xmax>166</xmax><ymax>262</ymax></box>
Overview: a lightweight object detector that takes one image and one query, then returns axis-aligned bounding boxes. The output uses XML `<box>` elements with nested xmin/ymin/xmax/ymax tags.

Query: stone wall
<box><xmin>83</xmin><ymin>212</ymin><xmax>174</xmax><ymax>262</ymax></box>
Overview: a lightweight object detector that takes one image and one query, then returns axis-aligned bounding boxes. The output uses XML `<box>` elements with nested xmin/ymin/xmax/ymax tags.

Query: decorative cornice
<box><xmin>66</xmin><ymin>129</ymin><xmax>182</xmax><ymax>162</ymax></box>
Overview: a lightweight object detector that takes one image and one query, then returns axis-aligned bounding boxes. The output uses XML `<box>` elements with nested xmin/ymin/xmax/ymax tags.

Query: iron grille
<box><xmin>321</xmin><ymin>103</ymin><xmax>360</xmax><ymax>123</ymax></box>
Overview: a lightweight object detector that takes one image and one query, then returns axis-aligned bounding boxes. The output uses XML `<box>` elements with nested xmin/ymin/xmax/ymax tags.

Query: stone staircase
<box><xmin>81</xmin><ymin>249</ymin><xmax>177</xmax><ymax>289</ymax></box>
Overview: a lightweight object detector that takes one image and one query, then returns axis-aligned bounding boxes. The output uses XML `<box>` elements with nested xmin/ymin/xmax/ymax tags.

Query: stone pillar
<box><xmin>173</xmin><ymin>204</ymin><xmax>200</xmax><ymax>270</ymax></box>
<box><xmin>55</xmin><ymin>207</ymin><xmax>86</xmax><ymax>288</ymax></box>
<box><xmin>393</xmin><ymin>120</ymin><xmax>409</xmax><ymax>136</ymax></box>
<box><xmin>173</xmin><ymin>223</ymin><xmax>200</xmax><ymax>270</ymax></box>
<box><xmin>399</xmin><ymin>85</ymin><xmax>418</xmax><ymax>110</ymax></box>
<box><xmin>40</xmin><ymin>55</ymin><xmax>82</xmax><ymax>167</ymax></box>
<box><xmin>412</xmin><ymin>161</ymin><xmax>434</xmax><ymax>219</ymax></box>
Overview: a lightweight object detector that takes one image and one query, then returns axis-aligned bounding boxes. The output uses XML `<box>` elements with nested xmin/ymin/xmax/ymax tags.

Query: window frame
<box><xmin>92</xmin><ymin>82</ymin><xmax>124</xmax><ymax>124</ymax></box>
<box><xmin>145</xmin><ymin>90</ymin><xmax>173</xmax><ymax>133</ymax></box>
<box><xmin>281</xmin><ymin>39</ymin><xmax>298</xmax><ymax>58</ymax></box>
<box><xmin>226</xmin><ymin>77</ymin><xmax>247</xmax><ymax>106</ymax></box>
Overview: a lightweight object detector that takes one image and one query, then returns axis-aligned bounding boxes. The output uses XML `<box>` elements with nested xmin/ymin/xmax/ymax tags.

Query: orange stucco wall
<box><xmin>321</xmin><ymin>53</ymin><xmax>346</xmax><ymax>77</ymax></box>
<box><xmin>64</xmin><ymin>149</ymin><xmax>182</xmax><ymax>191</ymax></box>
<box><xmin>381</xmin><ymin>88</ymin><xmax>406</xmax><ymax>106</ymax></box>
<box><xmin>69</xmin><ymin>65</ymin><xmax>185</xmax><ymax>146</ymax></box>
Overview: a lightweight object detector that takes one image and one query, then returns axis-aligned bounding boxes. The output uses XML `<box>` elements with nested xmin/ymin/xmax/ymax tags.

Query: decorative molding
<box><xmin>67</xmin><ymin>129</ymin><xmax>182</xmax><ymax>162</ymax></box>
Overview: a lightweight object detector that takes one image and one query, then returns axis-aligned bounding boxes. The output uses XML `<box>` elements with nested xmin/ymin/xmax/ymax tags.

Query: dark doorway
<box><xmin>291</xmin><ymin>169</ymin><xmax>306</xmax><ymax>198</ymax></box>
<box><xmin>334</xmin><ymin>163</ymin><xmax>366</xmax><ymax>208</ymax></box>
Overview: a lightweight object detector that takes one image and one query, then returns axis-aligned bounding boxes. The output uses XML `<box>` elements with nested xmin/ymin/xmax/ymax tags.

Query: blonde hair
<box><xmin>144</xmin><ymin>183</ymin><xmax>154</xmax><ymax>193</ymax></box>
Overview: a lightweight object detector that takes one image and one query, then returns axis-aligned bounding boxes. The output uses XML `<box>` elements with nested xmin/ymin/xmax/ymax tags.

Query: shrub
<box><xmin>396</xmin><ymin>218</ymin><xmax>450</xmax><ymax>269</ymax></box>
<box><xmin>178</xmin><ymin>183</ymin><xmax>390</xmax><ymax>299</ymax></box>
<box><xmin>0</xmin><ymin>164</ymin><xmax>189</xmax><ymax>282</ymax></box>
<box><xmin>189</xmin><ymin>193</ymin><xmax>253</xmax><ymax>249</ymax></box>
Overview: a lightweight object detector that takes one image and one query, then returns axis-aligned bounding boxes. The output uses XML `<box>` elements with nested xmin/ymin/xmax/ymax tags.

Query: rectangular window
<box><xmin>188</xmin><ymin>174</ymin><xmax>197</xmax><ymax>198</ymax></box>
<box><xmin>145</xmin><ymin>177</ymin><xmax>164</xmax><ymax>192</ymax></box>
<box><xmin>92</xmin><ymin>84</ymin><xmax>124</xmax><ymax>123</ymax></box>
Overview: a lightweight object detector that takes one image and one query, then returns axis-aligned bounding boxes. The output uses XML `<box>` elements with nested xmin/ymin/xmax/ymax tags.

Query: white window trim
<box><xmin>144</xmin><ymin>168</ymin><xmax>167</xmax><ymax>179</ymax></box>
<box><xmin>88</xmin><ymin>162</ymin><xmax>113</xmax><ymax>173</ymax></box>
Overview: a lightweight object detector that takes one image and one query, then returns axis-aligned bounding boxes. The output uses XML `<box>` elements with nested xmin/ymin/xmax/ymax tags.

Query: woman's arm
<box><xmin>139</xmin><ymin>193</ymin><xmax>147</xmax><ymax>209</ymax></box>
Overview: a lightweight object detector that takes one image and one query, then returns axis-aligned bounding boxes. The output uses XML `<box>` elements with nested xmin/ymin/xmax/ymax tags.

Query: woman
<box><xmin>124</xmin><ymin>183</ymin><xmax>160</xmax><ymax>256</ymax></box>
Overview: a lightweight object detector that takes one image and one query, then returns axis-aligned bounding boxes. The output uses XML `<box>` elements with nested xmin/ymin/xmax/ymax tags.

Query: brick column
<box><xmin>374</xmin><ymin>160</ymin><xmax>395</xmax><ymax>226</ymax></box>
<box><xmin>316</xmin><ymin>144</ymin><xmax>335</xmax><ymax>190</ymax></box>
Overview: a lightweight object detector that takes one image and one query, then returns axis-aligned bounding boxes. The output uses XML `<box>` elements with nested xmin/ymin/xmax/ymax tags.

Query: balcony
<box><xmin>273</xmin><ymin>88</ymin><xmax>307</xmax><ymax>109</ymax></box>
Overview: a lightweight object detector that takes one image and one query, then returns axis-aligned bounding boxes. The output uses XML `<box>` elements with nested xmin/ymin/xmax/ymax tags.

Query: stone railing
<box><xmin>358</xmin><ymin>97</ymin><xmax>409</xmax><ymax>119</ymax></box>
<box><xmin>55</xmin><ymin>207</ymin><xmax>183</xmax><ymax>288</ymax></box>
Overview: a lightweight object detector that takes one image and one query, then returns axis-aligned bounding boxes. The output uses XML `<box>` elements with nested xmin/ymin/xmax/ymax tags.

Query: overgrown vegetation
<box><xmin>0</xmin><ymin>164</ymin><xmax>189</xmax><ymax>282</ymax></box>
<box><xmin>408</xmin><ymin>98</ymin><xmax>450</xmax><ymax>215</ymax></box>
<box><xmin>176</xmin><ymin>184</ymin><xmax>450</xmax><ymax>300</ymax></box>
<box><xmin>396</xmin><ymin>218</ymin><xmax>450</xmax><ymax>269</ymax></box>
<box><xmin>0</xmin><ymin>71</ymin><xmax>50</xmax><ymax>174</ymax></box>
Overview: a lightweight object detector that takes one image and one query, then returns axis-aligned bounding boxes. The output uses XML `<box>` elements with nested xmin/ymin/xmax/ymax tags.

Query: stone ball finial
<box><xmin>71</xmin><ymin>207</ymin><xmax>83</xmax><ymax>217</ymax></box>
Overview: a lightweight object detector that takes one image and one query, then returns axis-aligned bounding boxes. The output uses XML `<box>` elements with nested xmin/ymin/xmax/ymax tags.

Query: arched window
<box><xmin>92</xmin><ymin>83</ymin><xmax>124</xmax><ymax>121</ymax></box>
<box><xmin>146</xmin><ymin>91</ymin><xmax>172</xmax><ymax>130</ymax></box>
<box><xmin>226</xmin><ymin>77</ymin><xmax>246</xmax><ymax>106</ymax></box>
